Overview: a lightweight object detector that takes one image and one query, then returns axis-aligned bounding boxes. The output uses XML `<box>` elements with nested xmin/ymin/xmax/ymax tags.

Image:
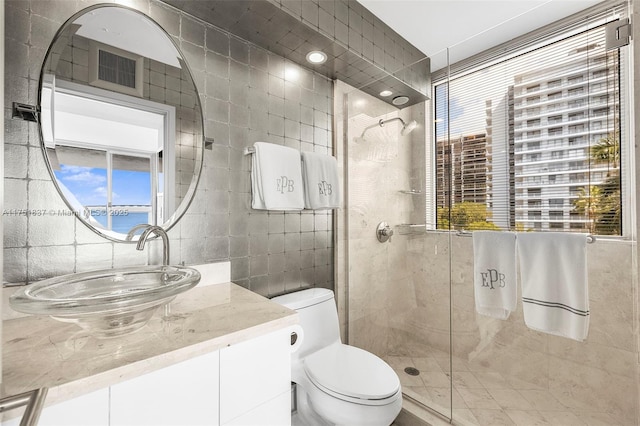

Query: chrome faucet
<box><xmin>126</xmin><ymin>225</ymin><xmax>170</xmax><ymax>265</ymax></box>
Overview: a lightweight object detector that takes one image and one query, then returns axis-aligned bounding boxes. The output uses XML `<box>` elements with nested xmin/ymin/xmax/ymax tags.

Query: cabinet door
<box><xmin>219</xmin><ymin>328</ymin><xmax>291</xmax><ymax>425</ymax></box>
<box><xmin>1</xmin><ymin>388</ymin><xmax>109</xmax><ymax>426</ymax></box>
<box><xmin>110</xmin><ymin>351</ymin><xmax>219</xmax><ymax>426</ymax></box>
<box><xmin>222</xmin><ymin>391</ymin><xmax>291</xmax><ymax>426</ymax></box>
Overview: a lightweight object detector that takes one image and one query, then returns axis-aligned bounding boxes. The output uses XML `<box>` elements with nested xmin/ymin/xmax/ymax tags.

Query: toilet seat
<box><xmin>303</xmin><ymin>343</ymin><xmax>401</xmax><ymax>406</ymax></box>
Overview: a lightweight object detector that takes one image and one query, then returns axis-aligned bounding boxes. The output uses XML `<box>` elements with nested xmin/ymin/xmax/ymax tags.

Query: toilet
<box><xmin>272</xmin><ymin>288</ymin><xmax>402</xmax><ymax>426</ymax></box>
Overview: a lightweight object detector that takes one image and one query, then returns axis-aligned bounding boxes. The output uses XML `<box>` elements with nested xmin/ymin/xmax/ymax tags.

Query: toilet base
<box><xmin>293</xmin><ymin>378</ymin><xmax>402</xmax><ymax>426</ymax></box>
<box><xmin>292</xmin><ymin>386</ymin><xmax>332</xmax><ymax>426</ymax></box>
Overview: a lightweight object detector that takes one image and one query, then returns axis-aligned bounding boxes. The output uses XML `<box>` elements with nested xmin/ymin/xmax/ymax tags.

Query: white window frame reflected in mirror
<box><xmin>41</xmin><ymin>75</ymin><xmax>175</xmax><ymax>235</ymax></box>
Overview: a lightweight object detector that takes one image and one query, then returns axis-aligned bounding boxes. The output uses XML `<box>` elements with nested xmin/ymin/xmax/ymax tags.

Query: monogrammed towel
<box><xmin>251</xmin><ymin>142</ymin><xmax>304</xmax><ymax>210</ymax></box>
<box><xmin>300</xmin><ymin>151</ymin><xmax>341</xmax><ymax>210</ymax></box>
<box><xmin>518</xmin><ymin>232</ymin><xmax>589</xmax><ymax>341</ymax></box>
<box><xmin>473</xmin><ymin>231</ymin><xmax>517</xmax><ymax>319</ymax></box>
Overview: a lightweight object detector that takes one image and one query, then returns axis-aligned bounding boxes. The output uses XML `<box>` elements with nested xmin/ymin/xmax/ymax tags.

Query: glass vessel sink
<box><xmin>9</xmin><ymin>265</ymin><xmax>201</xmax><ymax>338</ymax></box>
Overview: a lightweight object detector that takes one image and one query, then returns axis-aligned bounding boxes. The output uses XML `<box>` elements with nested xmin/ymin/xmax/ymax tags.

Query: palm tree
<box><xmin>573</xmin><ymin>131</ymin><xmax>621</xmax><ymax>235</ymax></box>
<box><xmin>590</xmin><ymin>131</ymin><xmax>619</xmax><ymax>170</ymax></box>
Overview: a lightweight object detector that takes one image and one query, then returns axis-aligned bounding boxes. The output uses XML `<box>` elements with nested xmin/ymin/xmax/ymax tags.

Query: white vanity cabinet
<box><xmin>3</xmin><ymin>328</ymin><xmax>291</xmax><ymax>426</ymax></box>
<box><xmin>33</xmin><ymin>388</ymin><xmax>110</xmax><ymax>426</ymax></box>
<box><xmin>219</xmin><ymin>328</ymin><xmax>292</xmax><ymax>426</ymax></box>
<box><xmin>110</xmin><ymin>351</ymin><xmax>220</xmax><ymax>425</ymax></box>
<box><xmin>1</xmin><ymin>388</ymin><xmax>110</xmax><ymax>426</ymax></box>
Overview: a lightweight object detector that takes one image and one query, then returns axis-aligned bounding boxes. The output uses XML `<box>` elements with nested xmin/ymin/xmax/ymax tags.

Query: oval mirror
<box><xmin>38</xmin><ymin>4</ymin><xmax>204</xmax><ymax>241</ymax></box>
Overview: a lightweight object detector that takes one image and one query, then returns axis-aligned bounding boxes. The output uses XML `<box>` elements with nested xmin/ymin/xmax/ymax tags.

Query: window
<box><xmin>547</xmin><ymin>91</ymin><xmax>562</xmax><ymax>100</ymax></box>
<box><xmin>433</xmin><ymin>4</ymin><xmax>628</xmax><ymax>236</ymax></box>
<box><xmin>569</xmin><ymin>136</ymin><xmax>584</xmax><ymax>146</ymax></box>
<box><xmin>548</xmin><ymin>79</ymin><xmax>562</xmax><ymax>88</ymax></box>
<box><xmin>568</xmin><ymin>87</ymin><xmax>585</xmax><ymax>96</ymax></box>
<box><xmin>569</xmin><ymin>99</ymin><xmax>585</xmax><ymax>108</ymax></box>
<box><xmin>568</xmin><ymin>75</ymin><xmax>584</xmax><ymax>85</ymax></box>
<box><xmin>528</xmin><ymin>188</ymin><xmax>541</xmax><ymax>198</ymax></box>
<box><xmin>41</xmin><ymin>80</ymin><xmax>175</xmax><ymax>233</ymax></box>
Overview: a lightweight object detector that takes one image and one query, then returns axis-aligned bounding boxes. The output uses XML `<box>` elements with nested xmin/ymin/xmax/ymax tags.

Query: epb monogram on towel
<box><xmin>318</xmin><ymin>181</ymin><xmax>332</xmax><ymax>196</ymax></box>
<box><xmin>274</xmin><ymin>176</ymin><xmax>334</xmax><ymax>196</ymax></box>
<box><xmin>480</xmin><ymin>269</ymin><xmax>506</xmax><ymax>290</ymax></box>
<box><xmin>276</xmin><ymin>176</ymin><xmax>296</xmax><ymax>194</ymax></box>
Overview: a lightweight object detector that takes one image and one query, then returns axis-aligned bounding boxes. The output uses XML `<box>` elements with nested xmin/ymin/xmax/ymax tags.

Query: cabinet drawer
<box><xmin>219</xmin><ymin>328</ymin><xmax>291</xmax><ymax>424</ymax></box>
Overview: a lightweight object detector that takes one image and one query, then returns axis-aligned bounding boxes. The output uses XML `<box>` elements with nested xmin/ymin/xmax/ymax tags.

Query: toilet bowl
<box><xmin>272</xmin><ymin>288</ymin><xmax>402</xmax><ymax>426</ymax></box>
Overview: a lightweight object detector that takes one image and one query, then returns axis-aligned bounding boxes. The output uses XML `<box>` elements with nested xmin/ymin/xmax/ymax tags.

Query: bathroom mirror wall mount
<box><xmin>37</xmin><ymin>4</ymin><xmax>204</xmax><ymax>242</ymax></box>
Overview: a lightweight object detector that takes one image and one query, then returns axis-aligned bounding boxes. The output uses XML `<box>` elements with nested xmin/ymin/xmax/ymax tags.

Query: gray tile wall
<box><xmin>4</xmin><ymin>0</ymin><xmax>334</xmax><ymax>296</ymax></box>
<box><xmin>271</xmin><ymin>0</ymin><xmax>427</xmax><ymax>92</ymax></box>
<box><xmin>161</xmin><ymin>0</ymin><xmax>430</xmax><ymax>106</ymax></box>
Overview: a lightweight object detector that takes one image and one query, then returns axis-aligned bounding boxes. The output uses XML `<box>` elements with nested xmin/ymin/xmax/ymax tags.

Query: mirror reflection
<box><xmin>39</xmin><ymin>5</ymin><xmax>203</xmax><ymax>240</ymax></box>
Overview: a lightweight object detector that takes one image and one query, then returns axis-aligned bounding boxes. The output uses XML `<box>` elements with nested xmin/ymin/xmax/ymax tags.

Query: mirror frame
<box><xmin>37</xmin><ymin>3</ymin><xmax>205</xmax><ymax>242</ymax></box>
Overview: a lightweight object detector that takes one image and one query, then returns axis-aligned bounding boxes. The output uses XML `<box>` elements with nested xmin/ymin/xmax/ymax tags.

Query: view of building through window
<box><xmin>434</xmin><ymin>24</ymin><xmax>622</xmax><ymax>235</ymax></box>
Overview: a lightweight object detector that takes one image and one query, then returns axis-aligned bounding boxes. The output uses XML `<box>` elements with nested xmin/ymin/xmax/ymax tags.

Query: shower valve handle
<box><xmin>376</xmin><ymin>222</ymin><xmax>393</xmax><ymax>243</ymax></box>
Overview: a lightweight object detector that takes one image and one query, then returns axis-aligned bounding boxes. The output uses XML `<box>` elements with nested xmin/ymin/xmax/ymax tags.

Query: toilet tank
<box><xmin>271</xmin><ymin>288</ymin><xmax>341</xmax><ymax>357</ymax></box>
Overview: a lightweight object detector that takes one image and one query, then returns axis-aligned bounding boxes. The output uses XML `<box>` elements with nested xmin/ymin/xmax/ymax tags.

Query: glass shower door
<box><xmin>443</xmin><ymin>3</ymin><xmax>638</xmax><ymax>424</ymax></box>
<box><xmin>336</xmin><ymin>50</ymin><xmax>454</xmax><ymax>421</ymax></box>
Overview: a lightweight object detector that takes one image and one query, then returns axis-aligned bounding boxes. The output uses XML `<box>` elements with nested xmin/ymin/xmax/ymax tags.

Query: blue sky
<box><xmin>434</xmin><ymin>83</ymin><xmax>466</xmax><ymax>139</ymax></box>
<box><xmin>55</xmin><ymin>165</ymin><xmax>151</xmax><ymax>206</ymax></box>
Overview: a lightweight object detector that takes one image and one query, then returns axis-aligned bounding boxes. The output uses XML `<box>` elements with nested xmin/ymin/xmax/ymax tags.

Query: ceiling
<box><xmin>356</xmin><ymin>0</ymin><xmax>606</xmax><ymax>71</ymax></box>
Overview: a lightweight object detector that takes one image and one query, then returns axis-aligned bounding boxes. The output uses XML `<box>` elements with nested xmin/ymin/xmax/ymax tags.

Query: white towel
<box><xmin>251</xmin><ymin>142</ymin><xmax>304</xmax><ymax>211</ymax></box>
<box><xmin>473</xmin><ymin>231</ymin><xmax>517</xmax><ymax>319</ymax></box>
<box><xmin>300</xmin><ymin>151</ymin><xmax>341</xmax><ymax>209</ymax></box>
<box><xmin>517</xmin><ymin>232</ymin><xmax>589</xmax><ymax>341</ymax></box>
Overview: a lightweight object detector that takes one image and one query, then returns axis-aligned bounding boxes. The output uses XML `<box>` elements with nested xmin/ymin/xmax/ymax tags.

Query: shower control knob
<box><xmin>376</xmin><ymin>222</ymin><xmax>394</xmax><ymax>243</ymax></box>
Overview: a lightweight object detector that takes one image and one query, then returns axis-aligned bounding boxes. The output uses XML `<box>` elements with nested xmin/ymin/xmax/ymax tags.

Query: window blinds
<box><xmin>433</xmin><ymin>2</ymin><xmax>628</xmax><ymax>236</ymax></box>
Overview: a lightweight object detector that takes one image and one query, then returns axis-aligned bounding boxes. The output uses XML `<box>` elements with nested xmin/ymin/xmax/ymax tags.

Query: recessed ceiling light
<box><xmin>392</xmin><ymin>96</ymin><xmax>410</xmax><ymax>106</ymax></box>
<box><xmin>379</xmin><ymin>90</ymin><xmax>393</xmax><ymax>97</ymax></box>
<box><xmin>306</xmin><ymin>51</ymin><xmax>327</xmax><ymax>64</ymax></box>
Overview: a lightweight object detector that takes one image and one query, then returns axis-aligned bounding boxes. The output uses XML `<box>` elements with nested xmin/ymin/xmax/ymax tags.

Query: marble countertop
<box><xmin>1</xmin><ymin>283</ymin><xmax>297</xmax><ymax>407</ymax></box>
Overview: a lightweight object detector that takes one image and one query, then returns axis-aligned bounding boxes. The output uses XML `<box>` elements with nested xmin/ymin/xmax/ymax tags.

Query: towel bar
<box><xmin>244</xmin><ymin>146</ymin><xmax>255</xmax><ymax>155</ymax></box>
<box><xmin>455</xmin><ymin>230</ymin><xmax>596</xmax><ymax>243</ymax></box>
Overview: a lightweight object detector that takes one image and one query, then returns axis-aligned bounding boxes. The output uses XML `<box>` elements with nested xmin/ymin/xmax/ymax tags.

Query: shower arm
<box><xmin>359</xmin><ymin>117</ymin><xmax>408</xmax><ymax>138</ymax></box>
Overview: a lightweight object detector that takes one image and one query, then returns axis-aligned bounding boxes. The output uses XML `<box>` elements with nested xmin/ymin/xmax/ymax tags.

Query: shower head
<box><xmin>358</xmin><ymin>117</ymin><xmax>418</xmax><ymax>139</ymax></box>
<box><xmin>401</xmin><ymin>120</ymin><xmax>418</xmax><ymax>136</ymax></box>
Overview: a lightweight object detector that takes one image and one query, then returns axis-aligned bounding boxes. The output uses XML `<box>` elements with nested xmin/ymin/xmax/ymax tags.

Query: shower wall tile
<box><xmin>3</xmin><ymin>0</ymin><xmax>334</xmax><ymax>298</ymax></box>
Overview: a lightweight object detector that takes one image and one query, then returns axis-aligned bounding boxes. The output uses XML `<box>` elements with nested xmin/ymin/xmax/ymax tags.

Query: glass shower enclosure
<box><xmin>336</xmin><ymin>2</ymin><xmax>638</xmax><ymax>424</ymax></box>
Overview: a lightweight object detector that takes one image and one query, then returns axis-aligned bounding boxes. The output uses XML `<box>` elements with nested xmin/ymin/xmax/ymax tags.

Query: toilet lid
<box><xmin>303</xmin><ymin>343</ymin><xmax>400</xmax><ymax>401</ymax></box>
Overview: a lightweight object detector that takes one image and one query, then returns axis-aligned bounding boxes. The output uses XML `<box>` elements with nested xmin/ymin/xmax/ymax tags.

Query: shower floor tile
<box><xmin>383</xmin><ymin>354</ymin><xmax>622</xmax><ymax>426</ymax></box>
